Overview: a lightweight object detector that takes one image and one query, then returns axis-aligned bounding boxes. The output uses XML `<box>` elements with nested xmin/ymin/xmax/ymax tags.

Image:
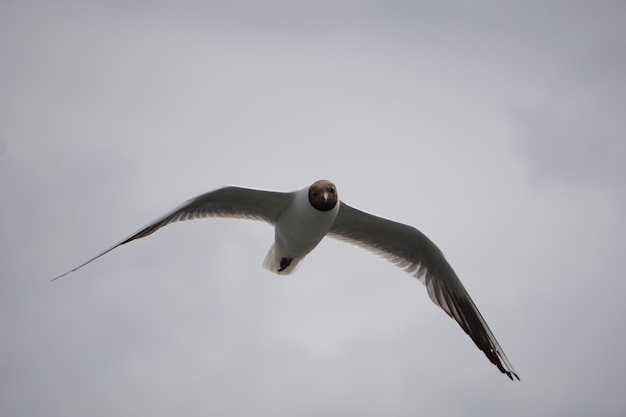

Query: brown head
<box><xmin>308</xmin><ymin>180</ymin><xmax>338</xmax><ymax>211</ymax></box>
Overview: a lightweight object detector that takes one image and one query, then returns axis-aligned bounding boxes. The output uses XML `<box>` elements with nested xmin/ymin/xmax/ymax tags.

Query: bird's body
<box><xmin>53</xmin><ymin>180</ymin><xmax>519</xmax><ymax>380</ymax></box>
<box><xmin>265</xmin><ymin>181</ymin><xmax>339</xmax><ymax>274</ymax></box>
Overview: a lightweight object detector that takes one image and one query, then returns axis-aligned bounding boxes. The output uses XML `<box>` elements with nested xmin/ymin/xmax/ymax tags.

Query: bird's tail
<box><xmin>263</xmin><ymin>243</ymin><xmax>304</xmax><ymax>275</ymax></box>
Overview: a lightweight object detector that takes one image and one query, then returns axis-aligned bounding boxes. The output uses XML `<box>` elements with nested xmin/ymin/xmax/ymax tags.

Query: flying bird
<box><xmin>53</xmin><ymin>180</ymin><xmax>519</xmax><ymax>380</ymax></box>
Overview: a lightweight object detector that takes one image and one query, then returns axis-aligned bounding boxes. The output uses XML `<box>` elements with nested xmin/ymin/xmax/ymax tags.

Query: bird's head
<box><xmin>308</xmin><ymin>180</ymin><xmax>338</xmax><ymax>211</ymax></box>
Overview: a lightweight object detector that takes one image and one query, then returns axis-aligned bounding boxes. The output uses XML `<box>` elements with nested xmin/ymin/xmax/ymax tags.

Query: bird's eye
<box><xmin>329</xmin><ymin>187</ymin><xmax>335</xmax><ymax>194</ymax></box>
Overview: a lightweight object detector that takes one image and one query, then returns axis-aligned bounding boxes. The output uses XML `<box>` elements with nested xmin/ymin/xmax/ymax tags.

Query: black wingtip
<box><xmin>51</xmin><ymin>269</ymin><xmax>73</xmax><ymax>282</ymax></box>
<box><xmin>50</xmin><ymin>273</ymin><xmax>65</xmax><ymax>282</ymax></box>
<box><xmin>505</xmin><ymin>370</ymin><xmax>520</xmax><ymax>381</ymax></box>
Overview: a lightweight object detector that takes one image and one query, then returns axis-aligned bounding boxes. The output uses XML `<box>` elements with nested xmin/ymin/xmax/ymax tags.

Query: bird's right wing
<box><xmin>52</xmin><ymin>186</ymin><xmax>293</xmax><ymax>280</ymax></box>
<box><xmin>329</xmin><ymin>202</ymin><xmax>519</xmax><ymax>380</ymax></box>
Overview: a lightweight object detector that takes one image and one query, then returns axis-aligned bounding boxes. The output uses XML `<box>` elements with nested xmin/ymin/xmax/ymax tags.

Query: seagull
<box><xmin>53</xmin><ymin>179</ymin><xmax>519</xmax><ymax>380</ymax></box>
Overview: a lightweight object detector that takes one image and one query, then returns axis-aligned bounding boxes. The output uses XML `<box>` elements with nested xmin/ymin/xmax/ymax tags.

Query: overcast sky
<box><xmin>2</xmin><ymin>1</ymin><xmax>625</xmax><ymax>416</ymax></box>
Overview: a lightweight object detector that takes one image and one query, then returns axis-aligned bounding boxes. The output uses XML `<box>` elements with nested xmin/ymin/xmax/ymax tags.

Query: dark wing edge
<box><xmin>51</xmin><ymin>186</ymin><xmax>293</xmax><ymax>281</ymax></box>
<box><xmin>329</xmin><ymin>202</ymin><xmax>519</xmax><ymax>381</ymax></box>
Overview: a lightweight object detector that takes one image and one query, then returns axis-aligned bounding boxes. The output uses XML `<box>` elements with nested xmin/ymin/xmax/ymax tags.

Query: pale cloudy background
<box><xmin>1</xmin><ymin>1</ymin><xmax>625</xmax><ymax>416</ymax></box>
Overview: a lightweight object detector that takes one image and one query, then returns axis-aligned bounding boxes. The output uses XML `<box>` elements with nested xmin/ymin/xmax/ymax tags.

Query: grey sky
<box><xmin>1</xmin><ymin>1</ymin><xmax>625</xmax><ymax>416</ymax></box>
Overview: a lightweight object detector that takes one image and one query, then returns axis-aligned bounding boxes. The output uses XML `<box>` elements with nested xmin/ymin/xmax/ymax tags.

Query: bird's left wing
<box><xmin>328</xmin><ymin>202</ymin><xmax>519</xmax><ymax>380</ymax></box>
<box><xmin>52</xmin><ymin>186</ymin><xmax>293</xmax><ymax>280</ymax></box>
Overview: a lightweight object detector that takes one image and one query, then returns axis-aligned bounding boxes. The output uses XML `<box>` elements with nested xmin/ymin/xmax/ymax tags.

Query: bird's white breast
<box><xmin>274</xmin><ymin>187</ymin><xmax>340</xmax><ymax>258</ymax></box>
